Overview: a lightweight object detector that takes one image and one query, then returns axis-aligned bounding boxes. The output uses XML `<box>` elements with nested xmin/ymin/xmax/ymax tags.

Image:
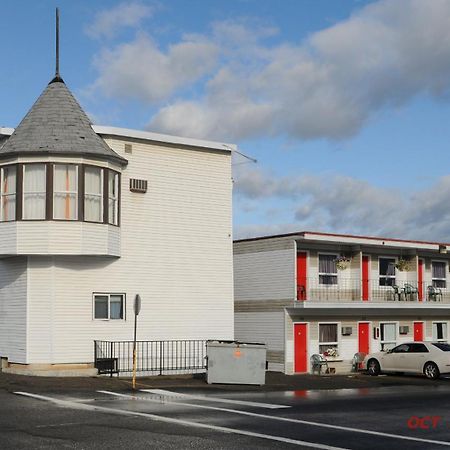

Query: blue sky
<box><xmin>2</xmin><ymin>0</ymin><xmax>450</xmax><ymax>240</ymax></box>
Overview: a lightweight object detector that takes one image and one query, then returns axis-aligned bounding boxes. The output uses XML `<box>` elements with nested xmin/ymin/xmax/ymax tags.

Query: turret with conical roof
<box><xmin>0</xmin><ymin>78</ymin><xmax>127</xmax><ymax>166</ymax></box>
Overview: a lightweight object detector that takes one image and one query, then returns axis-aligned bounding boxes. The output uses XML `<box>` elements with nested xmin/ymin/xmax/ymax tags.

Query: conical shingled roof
<box><xmin>0</xmin><ymin>79</ymin><xmax>127</xmax><ymax>166</ymax></box>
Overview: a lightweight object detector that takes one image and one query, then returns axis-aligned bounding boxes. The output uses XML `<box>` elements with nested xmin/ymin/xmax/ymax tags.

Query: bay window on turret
<box><xmin>53</xmin><ymin>164</ymin><xmax>78</xmax><ymax>220</ymax></box>
<box><xmin>0</xmin><ymin>162</ymin><xmax>120</xmax><ymax>225</ymax></box>
<box><xmin>1</xmin><ymin>165</ymin><xmax>16</xmax><ymax>221</ymax></box>
<box><xmin>23</xmin><ymin>164</ymin><xmax>46</xmax><ymax>220</ymax></box>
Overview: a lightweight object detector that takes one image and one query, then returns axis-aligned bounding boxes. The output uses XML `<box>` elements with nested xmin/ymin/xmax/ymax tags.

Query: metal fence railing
<box><xmin>296</xmin><ymin>278</ymin><xmax>450</xmax><ymax>303</ymax></box>
<box><xmin>94</xmin><ymin>339</ymin><xmax>207</xmax><ymax>377</ymax></box>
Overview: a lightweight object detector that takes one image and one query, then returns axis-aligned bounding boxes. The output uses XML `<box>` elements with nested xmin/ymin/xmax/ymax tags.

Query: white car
<box><xmin>364</xmin><ymin>342</ymin><xmax>450</xmax><ymax>379</ymax></box>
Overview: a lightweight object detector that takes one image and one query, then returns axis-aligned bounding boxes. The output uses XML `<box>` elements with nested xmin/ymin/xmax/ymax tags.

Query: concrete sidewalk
<box><xmin>0</xmin><ymin>370</ymin><xmax>445</xmax><ymax>394</ymax></box>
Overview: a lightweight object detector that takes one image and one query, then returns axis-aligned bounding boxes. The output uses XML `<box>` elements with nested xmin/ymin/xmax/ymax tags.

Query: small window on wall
<box><xmin>1</xmin><ymin>166</ymin><xmax>16</xmax><ymax>221</ymax></box>
<box><xmin>379</xmin><ymin>258</ymin><xmax>396</xmax><ymax>286</ymax></box>
<box><xmin>84</xmin><ymin>167</ymin><xmax>103</xmax><ymax>222</ymax></box>
<box><xmin>319</xmin><ymin>255</ymin><xmax>338</xmax><ymax>285</ymax></box>
<box><xmin>23</xmin><ymin>164</ymin><xmax>46</xmax><ymax>220</ymax></box>
<box><xmin>53</xmin><ymin>164</ymin><xmax>78</xmax><ymax>220</ymax></box>
<box><xmin>94</xmin><ymin>293</ymin><xmax>125</xmax><ymax>320</ymax></box>
<box><xmin>108</xmin><ymin>171</ymin><xmax>119</xmax><ymax>225</ymax></box>
<box><xmin>319</xmin><ymin>323</ymin><xmax>339</xmax><ymax>357</ymax></box>
<box><xmin>380</xmin><ymin>323</ymin><xmax>397</xmax><ymax>351</ymax></box>
<box><xmin>432</xmin><ymin>262</ymin><xmax>446</xmax><ymax>288</ymax></box>
<box><xmin>433</xmin><ymin>322</ymin><xmax>448</xmax><ymax>342</ymax></box>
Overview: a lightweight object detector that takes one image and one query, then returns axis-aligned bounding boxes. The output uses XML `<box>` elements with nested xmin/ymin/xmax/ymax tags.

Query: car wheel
<box><xmin>367</xmin><ymin>359</ymin><xmax>380</xmax><ymax>376</ymax></box>
<box><xmin>424</xmin><ymin>362</ymin><xmax>440</xmax><ymax>380</ymax></box>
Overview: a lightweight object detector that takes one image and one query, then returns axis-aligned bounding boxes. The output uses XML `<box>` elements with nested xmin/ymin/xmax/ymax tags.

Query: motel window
<box><xmin>319</xmin><ymin>254</ymin><xmax>338</xmax><ymax>285</ymax></box>
<box><xmin>432</xmin><ymin>322</ymin><xmax>448</xmax><ymax>342</ymax></box>
<box><xmin>432</xmin><ymin>262</ymin><xmax>446</xmax><ymax>288</ymax></box>
<box><xmin>84</xmin><ymin>167</ymin><xmax>103</xmax><ymax>222</ymax></box>
<box><xmin>53</xmin><ymin>164</ymin><xmax>78</xmax><ymax>220</ymax></box>
<box><xmin>108</xmin><ymin>171</ymin><xmax>119</xmax><ymax>225</ymax></box>
<box><xmin>1</xmin><ymin>166</ymin><xmax>16</xmax><ymax>221</ymax></box>
<box><xmin>319</xmin><ymin>323</ymin><xmax>339</xmax><ymax>357</ymax></box>
<box><xmin>379</xmin><ymin>258</ymin><xmax>395</xmax><ymax>286</ymax></box>
<box><xmin>380</xmin><ymin>323</ymin><xmax>397</xmax><ymax>351</ymax></box>
<box><xmin>94</xmin><ymin>294</ymin><xmax>125</xmax><ymax>320</ymax></box>
<box><xmin>23</xmin><ymin>164</ymin><xmax>46</xmax><ymax>220</ymax></box>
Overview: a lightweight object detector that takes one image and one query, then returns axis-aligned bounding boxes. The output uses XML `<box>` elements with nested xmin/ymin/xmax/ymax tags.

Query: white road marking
<box><xmin>13</xmin><ymin>391</ymin><xmax>346</xmax><ymax>450</ymax></box>
<box><xmin>141</xmin><ymin>388</ymin><xmax>290</xmax><ymax>409</ymax></box>
<box><xmin>98</xmin><ymin>390</ymin><xmax>450</xmax><ymax>447</ymax></box>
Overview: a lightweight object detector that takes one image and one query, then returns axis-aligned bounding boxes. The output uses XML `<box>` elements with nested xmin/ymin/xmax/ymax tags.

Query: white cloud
<box><xmin>86</xmin><ymin>2</ymin><xmax>154</xmax><ymax>39</ymax></box>
<box><xmin>233</xmin><ymin>167</ymin><xmax>450</xmax><ymax>241</ymax></box>
<box><xmin>92</xmin><ymin>33</ymin><xmax>219</xmax><ymax>102</ymax></box>
<box><xmin>147</xmin><ymin>0</ymin><xmax>450</xmax><ymax>141</ymax></box>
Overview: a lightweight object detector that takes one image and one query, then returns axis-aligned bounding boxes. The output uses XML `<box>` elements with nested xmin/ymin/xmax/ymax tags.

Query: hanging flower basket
<box><xmin>395</xmin><ymin>259</ymin><xmax>411</xmax><ymax>272</ymax></box>
<box><xmin>335</xmin><ymin>255</ymin><xmax>351</xmax><ymax>270</ymax></box>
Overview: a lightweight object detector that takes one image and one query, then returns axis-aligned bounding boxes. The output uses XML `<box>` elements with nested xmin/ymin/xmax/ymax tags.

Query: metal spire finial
<box><xmin>55</xmin><ymin>7</ymin><xmax>60</xmax><ymax>78</ymax></box>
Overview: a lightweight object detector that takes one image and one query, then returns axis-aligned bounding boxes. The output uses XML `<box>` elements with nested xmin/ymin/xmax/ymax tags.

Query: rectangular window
<box><xmin>1</xmin><ymin>166</ymin><xmax>16</xmax><ymax>221</ymax></box>
<box><xmin>380</xmin><ymin>323</ymin><xmax>397</xmax><ymax>351</ymax></box>
<box><xmin>53</xmin><ymin>164</ymin><xmax>78</xmax><ymax>220</ymax></box>
<box><xmin>379</xmin><ymin>258</ymin><xmax>396</xmax><ymax>286</ymax></box>
<box><xmin>319</xmin><ymin>254</ymin><xmax>338</xmax><ymax>285</ymax></box>
<box><xmin>84</xmin><ymin>167</ymin><xmax>103</xmax><ymax>222</ymax></box>
<box><xmin>108</xmin><ymin>171</ymin><xmax>119</xmax><ymax>225</ymax></box>
<box><xmin>23</xmin><ymin>164</ymin><xmax>46</xmax><ymax>220</ymax></box>
<box><xmin>319</xmin><ymin>323</ymin><xmax>339</xmax><ymax>357</ymax></box>
<box><xmin>93</xmin><ymin>293</ymin><xmax>125</xmax><ymax>320</ymax></box>
<box><xmin>432</xmin><ymin>322</ymin><xmax>448</xmax><ymax>342</ymax></box>
<box><xmin>432</xmin><ymin>261</ymin><xmax>446</xmax><ymax>288</ymax></box>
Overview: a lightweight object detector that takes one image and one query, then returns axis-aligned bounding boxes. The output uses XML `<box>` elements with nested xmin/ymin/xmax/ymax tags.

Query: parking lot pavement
<box><xmin>5</xmin><ymin>380</ymin><xmax>450</xmax><ymax>449</ymax></box>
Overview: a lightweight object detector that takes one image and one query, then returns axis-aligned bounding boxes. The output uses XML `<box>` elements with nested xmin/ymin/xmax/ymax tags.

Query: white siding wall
<box><xmin>0</xmin><ymin>257</ymin><xmax>27</xmax><ymax>362</ymax></box>
<box><xmin>234</xmin><ymin>249</ymin><xmax>295</xmax><ymax>301</ymax></box>
<box><xmin>26</xmin><ymin>139</ymin><xmax>233</xmax><ymax>363</ymax></box>
<box><xmin>235</xmin><ymin>312</ymin><xmax>284</xmax><ymax>350</ymax></box>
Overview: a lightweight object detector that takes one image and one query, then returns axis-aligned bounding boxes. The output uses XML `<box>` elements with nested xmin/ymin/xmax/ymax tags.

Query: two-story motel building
<box><xmin>234</xmin><ymin>231</ymin><xmax>450</xmax><ymax>374</ymax></box>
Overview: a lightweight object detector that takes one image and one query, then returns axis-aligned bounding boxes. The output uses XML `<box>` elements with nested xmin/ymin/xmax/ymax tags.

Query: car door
<box><xmin>403</xmin><ymin>343</ymin><xmax>429</xmax><ymax>372</ymax></box>
<box><xmin>381</xmin><ymin>344</ymin><xmax>410</xmax><ymax>371</ymax></box>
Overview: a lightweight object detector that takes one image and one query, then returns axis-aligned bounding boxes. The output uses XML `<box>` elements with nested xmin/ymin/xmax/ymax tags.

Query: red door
<box><xmin>414</xmin><ymin>322</ymin><xmax>424</xmax><ymax>341</ymax></box>
<box><xmin>358</xmin><ymin>323</ymin><xmax>370</xmax><ymax>355</ymax></box>
<box><xmin>418</xmin><ymin>259</ymin><xmax>424</xmax><ymax>301</ymax></box>
<box><xmin>297</xmin><ymin>252</ymin><xmax>307</xmax><ymax>301</ymax></box>
<box><xmin>294</xmin><ymin>323</ymin><xmax>308</xmax><ymax>373</ymax></box>
<box><xmin>362</xmin><ymin>256</ymin><xmax>370</xmax><ymax>301</ymax></box>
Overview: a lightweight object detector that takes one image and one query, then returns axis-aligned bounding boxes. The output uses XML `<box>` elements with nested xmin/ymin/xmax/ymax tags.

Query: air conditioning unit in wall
<box><xmin>399</xmin><ymin>326</ymin><xmax>409</xmax><ymax>335</ymax></box>
<box><xmin>342</xmin><ymin>326</ymin><xmax>352</xmax><ymax>336</ymax></box>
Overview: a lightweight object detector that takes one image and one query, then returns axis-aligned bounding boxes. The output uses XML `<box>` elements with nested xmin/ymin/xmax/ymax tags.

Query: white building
<box><xmin>0</xmin><ymin>71</ymin><xmax>234</xmax><ymax>375</ymax></box>
<box><xmin>234</xmin><ymin>231</ymin><xmax>450</xmax><ymax>374</ymax></box>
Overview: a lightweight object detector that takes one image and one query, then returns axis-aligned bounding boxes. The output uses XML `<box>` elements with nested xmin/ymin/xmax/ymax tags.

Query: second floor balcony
<box><xmin>296</xmin><ymin>277</ymin><xmax>450</xmax><ymax>303</ymax></box>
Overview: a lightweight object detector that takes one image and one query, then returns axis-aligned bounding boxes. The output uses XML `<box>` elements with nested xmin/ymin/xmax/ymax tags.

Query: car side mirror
<box><xmin>386</xmin><ymin>349</ymin><xmax>393</xmax><ymax>354</ymax></box>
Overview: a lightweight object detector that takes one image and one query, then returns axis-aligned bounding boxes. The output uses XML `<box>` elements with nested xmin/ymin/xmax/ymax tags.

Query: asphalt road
<box><xmin>2</xmin><ymin>375</ymin><xmax>450</xmax><ymax>449</ymax></box>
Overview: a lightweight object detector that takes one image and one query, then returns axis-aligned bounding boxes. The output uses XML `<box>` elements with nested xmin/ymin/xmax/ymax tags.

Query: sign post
<box><xmin>132</xmin><ymin>294</ymin><xmax>141</xmax><ymax>390</ymax></box>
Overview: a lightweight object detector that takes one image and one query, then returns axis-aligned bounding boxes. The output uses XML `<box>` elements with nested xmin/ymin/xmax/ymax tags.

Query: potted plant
<box><xmin>335</xmin><ymin>255</ymin><xmax>351</xmax><ymax>270</ymax></box>
<box><xmin>395</xmin><ymin>258</ymin><xmax>410</xmax><ymax>271</ymax></box>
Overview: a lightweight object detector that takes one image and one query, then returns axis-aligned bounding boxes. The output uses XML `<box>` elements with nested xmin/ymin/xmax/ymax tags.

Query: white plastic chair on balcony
<box><xmin>310</xmin><ymin>354</ymin><xmax>329</xmax><ymax>375</ymax></box>
<box><xmin>351</xmin><ymin>352</ymin><xmax>367</xmax><ymax>372</ymax></box>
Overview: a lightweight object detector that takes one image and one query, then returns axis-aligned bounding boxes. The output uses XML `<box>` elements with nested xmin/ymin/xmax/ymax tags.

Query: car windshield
<box><xmin>432</xmin><ymin>343</ymin><xmax>450</xmax><ymax>352</ymax></box>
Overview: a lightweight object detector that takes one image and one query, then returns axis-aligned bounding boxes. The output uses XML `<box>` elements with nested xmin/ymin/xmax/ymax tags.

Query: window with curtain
<box><xmin>432</xmin><ymin>261</ymin><xmax>446</xmax><ymax>288</ymax></box>
<box><xmin>319</xmin><ymin>323</ymin><xmax>338</xmax><ymax>356</ymax></box>
<box><xmin>93</xmin><ymin>293</ymin><xmax>125</xmax><ymax>320</ymax></box>
<box><xmin>432</xmin><ymin>322</ymin><xmax>448</xmax><ymax>342</ymax></box>
<box><xmin>108</xmin><ymin>171</ymin><xmax>119</xmax><ymax>225</ymax></box>
<box><xmin>84</xmin><ymin>167</ymin><xmax>103</xmax><ymax>222</ymax></box>
<box><xmin>1</xmin><ymin>166</ymin><xmax>16</xmax><ymax>221</ymax></box>
<box><xmin>379</xmin><ymin>258</ymin><xmax>396</xmax><ymax>286</ymax></box>
<box><xmin>380</xmin><ymin>323</ymin><xmax>397</xmax><ymax>350</ymax></box>
<box><xmin>53</xmin><ymin>164</ymin><xmax>77</xmax><ymax>220</ymax></box>
<box><xmin>23</xmin><ymin>164</ymin><xmax>46</xmax><ymax>220</ymax></box>
<box><xmin>319</xmin><ymin>254</ymin><xmax>338</xmax><ymax>285</ymax></box>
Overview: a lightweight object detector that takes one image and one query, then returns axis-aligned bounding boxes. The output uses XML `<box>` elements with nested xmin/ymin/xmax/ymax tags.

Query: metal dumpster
<box><xmin>206</xmin><ymin>340</ymin><xmax>266</xmax><ymax>385</ymax></box>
